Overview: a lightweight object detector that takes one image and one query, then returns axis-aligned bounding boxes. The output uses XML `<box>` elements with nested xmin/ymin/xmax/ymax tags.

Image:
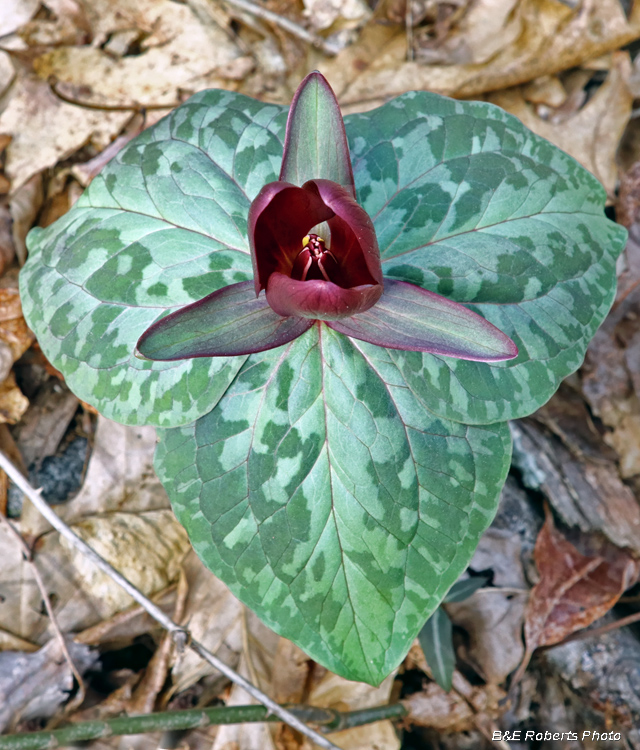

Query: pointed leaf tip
<box><xmin>327</xmin><ymin>279</ymin><xmax>518</xmax><ymax>361</ymax></box>
<box><xmin>280</xmin><ymin>72</ymin><xmax>355</xmax><ymax>196</ymax></box>
<box><xmin>137</xmin><ymin>281</ymin><xmax>314</xmax><ymax>359</ymax></box>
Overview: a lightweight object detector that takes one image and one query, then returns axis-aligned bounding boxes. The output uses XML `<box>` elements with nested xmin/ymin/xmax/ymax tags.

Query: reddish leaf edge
<box><xmin>279</xmin><ymin>71</ymin><xmax>356</xmax><ymax>197</ymax></box>
<box><xmin>136</xmin><ymin>281</ymin><xmax>314</xmax><ymax>360</ymax></box>
<box><xmin>327</xmin><ymin>279</ymin><xmax>519</xmax><ymax>362</ymax></box>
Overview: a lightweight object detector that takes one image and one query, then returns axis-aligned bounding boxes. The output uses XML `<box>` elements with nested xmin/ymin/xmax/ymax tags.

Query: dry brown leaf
<box><xmin>19</xmin><ymin>0</ymin><xmax>90</xmax><ymax>47</ymax></box>
<box><xmin>305</xmin><ymin>670</ymin><xmax>400</xmax><ymax>750</ymax></box>
<box><xmin>124</xmin><ymin>570</ymin><xmax>188</xmax><ymax>714</ymax></box>
<box><xmin>0</xmin><ymin>287</ymin><xmax>35</xmax><ymax>365</ymax></box>
<box><xmin>0</xmin><ymin>0</ymin><xmax>40</xmax><ymax>37</ymax></box>
<box><xmin>0</xmin><ymin>52</ymin><xmax>15</xmax><ymax>100</ymax></box>
<box><xmin>33</xmin><ymin>0</ymin><xmax>247</xmax><ymax>109</ymax></box>
<box><xmin>11</xmin><ymin>379</ymin><xmax>79</xmax><ymax>469</ymax></box>
<box><xmin>0</xmin><ymin>637</ymin><xmax>97</xmax><ymax>732</ymax></box>
<box><xmin>9</xmin><ymin>173</ymin><xmax>42</xmax><ymax>265</ymax></box>
<box><xmin>415</xmin><ymin>0</ymin><xmax>520</xmax><ymax>66</ymax></box>
<box><xmin>32</xmin><ymin>509</ymin><xmax>190</xmax><ymax>635</ymax></box>
<box><xmin>0</xmin><ymin>417</ymin><xmax>189</xmax><ymax>644</ymax></box>
<box><xmin>0</xmin><ymin>629</ymin><xmax>37</xmax><ymax>652</ymax></box>
<box><xmin>169</xmin><ymin>549</ymin><xmax>244</xmax><ymax>696</ymax></box>
<box><xmin>488</xmin><ymin>52</ymin><xmax>632</xmax><ymax>195</ymax></box>
<box><xmin>56</xmin><ymin>416</ymin><xmax>170</xmax><ymax>519</ymax></box>
<box><xmin>0</xmin><ymin>204</ymin><xmax>16</xmax><ymax>274</ymax></box>
<box><xmin>0</xmin><ymin>372</ymin><xmax>29</xmax><ymax>425</ymax></box>
<box><xmin>521</xmin><ymin>75</ymin><xmax>568</xmax><ymax>107</ymax></box>
<box><xmin>513</xmin><ymin>506</ymin><xmax>640</xmax><ymax>682</ymax></box>
<box><xmin>0</xmin><ymin>73</ymin><xmax>129</xmax><ymax>193</ymax></box>
<box><xmin>401</xmin><ymin>668</ymin><xmax>505</xmax><ymax>734</ymax></box>
<box><xmin>212</xmin><ymin>611</ymin><xmax>280</xmax><ymax>750</ymax></box>
<box><xmin>446</xmin><ymin>589</ymin><xmax>526</xmax><ymax>685</ymax></box>
<box><xmin>208</xmin><ymin>605</ymin><xmax>399</xmax><ymax>750</ymax></box>
<box><xmin>303</xmin><ymin>0</ymin><xmax>371</xmax><ymax>32</ymax></box>
<box><xmin>314</xmin><ymin>0</ymin><xmax>640</xmax><ymax>109</ymax></box>
<box><xmin>581</xmin><ymin>289</ymin><xmax>640</xmax><ymax>482</ymax></box>
<box><xmin>0</xmin><ymin>522</ymin><xmax>42</xmax><ymax>645</ymax></box>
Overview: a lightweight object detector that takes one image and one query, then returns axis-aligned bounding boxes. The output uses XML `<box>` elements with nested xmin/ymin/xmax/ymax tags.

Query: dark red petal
<box><xmin>326</xmin><ymin>279</ymin><xmax>519</xmax><ymax>361</ymax></box>
<box><xmin>266</xmin><ymin>271</ymin><xmax>383</xmax><ymax>321</ymax></box>
<box><xmin>248</xmin><ymin>181</ymin><xmax>333</xmax><ymax>295</ymax></box>
<box><xmin>307</xmin><ymin>179</ymin><xmax>382</xmax><ymax>287</ymax></box>
<box><xmin>137</xmin><ymin>281</ymin><xmax>313</xmax><ymax>358</ymax></box>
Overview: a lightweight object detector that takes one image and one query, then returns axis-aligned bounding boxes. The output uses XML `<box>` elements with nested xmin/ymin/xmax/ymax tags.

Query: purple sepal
<box><xmin>327</xmin><ymin>279</ymin><xmax>519</xmax><ymax>361</ymax></box>
<box><xmin>137</xmin><ymin>281</ymin><xmax>314</xmax><ymax>359</ymax></box>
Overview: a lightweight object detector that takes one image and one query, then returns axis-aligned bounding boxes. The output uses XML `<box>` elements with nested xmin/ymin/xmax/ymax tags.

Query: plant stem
<box><xmin>0</xmin><ymin>703</ymin><xmax>409</xmax><ymax>749</ymax></box>
<box><xmin>0</xmin><ymin>451</ymin><xmax>340</xmax><ymax>750</ymax></box>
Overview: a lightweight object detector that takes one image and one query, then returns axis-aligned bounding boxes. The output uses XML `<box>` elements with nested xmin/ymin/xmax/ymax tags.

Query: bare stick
<box><xmin>0</xmin><ymin>451</ymin><xmax>341</xmax><ymax>750</ymax></box>
<box><xmin>405</xmin><ymin>0</ymin><xmax>414</xmax><ymax>61</ymax></box>
<box><xmin>0</xmin><ymin>514</ymin><xmax>86</xmax><ymax>714</ymax></box>
<box><xmin>222</xmin><ymin>0</ymin><xmax>340</xmax><ymax>55</ymax></box>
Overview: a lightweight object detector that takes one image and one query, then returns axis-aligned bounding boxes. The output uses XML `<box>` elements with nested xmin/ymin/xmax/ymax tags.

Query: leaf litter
<box><xmin>1</xmin><ymin>0</ymin><xmax>640</xmax><ymax>747</ymax></box>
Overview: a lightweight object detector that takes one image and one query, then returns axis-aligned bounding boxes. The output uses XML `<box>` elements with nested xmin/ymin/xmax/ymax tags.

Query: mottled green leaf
<box><xmin>156</xmin><ymin>324</ymin><xmax>511</xmax><ymax>684</ymax></box>
<box><xmin>20</xmin><ymin>90</ymin><xmax>289</xmax><ymax>426</ymax></box>
<box><xmin>346</xmin><ymin>92</ymin><xmax>626</xmax><ymax>424</ymax></box>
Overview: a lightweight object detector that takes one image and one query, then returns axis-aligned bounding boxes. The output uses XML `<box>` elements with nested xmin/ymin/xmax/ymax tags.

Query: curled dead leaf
<box><xmin>513</xmin><ymin>505</ymin><xmax>640</xmax><ymax>684</ymax></box>
<box><xmin>402</xmin><ymin>671</ymin><xmax>505</xmax><ymax>734</ymax></box>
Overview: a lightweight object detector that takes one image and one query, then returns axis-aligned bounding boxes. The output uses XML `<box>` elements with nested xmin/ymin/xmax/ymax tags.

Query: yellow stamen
<box><xmin>302</xmin><ymin>235</ymin><xmax>310</xmax><ymax>247</ymax></box>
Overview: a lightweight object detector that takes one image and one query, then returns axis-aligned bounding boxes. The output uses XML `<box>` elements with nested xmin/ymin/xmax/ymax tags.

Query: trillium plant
<box><xmin>21</xmin><ymin>72</ymin><xmax>625</xmax><ymax>685</ymax></box>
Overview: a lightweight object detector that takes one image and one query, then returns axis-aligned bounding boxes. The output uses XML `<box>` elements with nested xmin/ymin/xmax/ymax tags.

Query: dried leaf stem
<box><xmin>222</xmin><ymin>0</ymin><xmax>340</xmax><ymax>55</ymax></box>
<box><xmin>0</xmin><ymin>702</ymin><xmax>408</xmax><ymax>750</ymax></box>
<box><xmin>0</xmin><ymin>451</ymin><xmax>341</xmax><ymax>750</ymax></box>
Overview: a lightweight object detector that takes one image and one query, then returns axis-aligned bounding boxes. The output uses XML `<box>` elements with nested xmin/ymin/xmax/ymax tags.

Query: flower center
<box><xmin>291</xmin><ymin>234</ymin><xmax>339</xmax><ymax>283</ymax></box>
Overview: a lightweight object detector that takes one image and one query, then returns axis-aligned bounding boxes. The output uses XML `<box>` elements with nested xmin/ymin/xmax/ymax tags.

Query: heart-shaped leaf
<box><xmin>348</xmin><ymin>93</ymin><xmax>626</xmax><ymax>424</ymax></box>
<box><xmin>156</xmin><ymin>325</ymin><xmax>512</xmax><ymax>684</ymax></box>
<box><xmin>20</xmin><ymin>90</ymin><xmax>288</xmax><ymax>426</ymax></box>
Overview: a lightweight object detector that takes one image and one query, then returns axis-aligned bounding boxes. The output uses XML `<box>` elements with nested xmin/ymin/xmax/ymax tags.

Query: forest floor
<box><xmin>2</xmin><ymin>1</ymin><xmax>640</xmax><ymax>748</ymax></box>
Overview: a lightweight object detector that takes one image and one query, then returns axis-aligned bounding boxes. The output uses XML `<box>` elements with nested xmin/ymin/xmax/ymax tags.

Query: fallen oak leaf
<box><xmin>316</xmin><ymin>0</ymin><xmax>640</xmax><ymax>108</ymax></box>
<box><xmin>512</xmin><ymin>505</ymin><xmax>640</xmax><ymax>684</ymax></box>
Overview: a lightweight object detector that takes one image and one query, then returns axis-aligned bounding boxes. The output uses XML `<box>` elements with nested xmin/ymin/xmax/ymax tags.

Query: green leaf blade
<box><xmin>20</xmin><ymin>90</ymin><xmax>289</xmax><ymax>426</ymax></box>
<box><xmin>418</xmin><ymin>607</ymin><xmax>455</xmax><ymax>692</ymax></box>
<box><xmin>346</xmin><ymin>93</ymin><xmax>626</xmax><ymax>424</ymax></box>
<box><xmin>157</xmin><ymin>326</ymin><xmax>511</xmax><ymax>684</ymax></box>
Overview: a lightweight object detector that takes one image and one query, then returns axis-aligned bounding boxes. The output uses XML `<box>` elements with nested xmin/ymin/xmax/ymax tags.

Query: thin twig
<box><xmin>0</xmin><ymin>702</ymin><xmax>408</xmax><ymax>750</ymax></box>
<box><xmin>48</xmin><ymin>76</ymin><xmax>180</xmax><ymax>112</ymax></box>
<box><xmin>222</xmin><ymin>0</ymin><xmax>340</xmax><ymax>55</ymax></box>
<box><xmin>405</xmin><ymin>0</ymin><xmax>414</xmax><ymax>61</ymax></box>
<box><xmin>542</xmin><ymin>610</ymin><xmax>640</xmax><ymax>650</ymax></box>
<box><xmin>0</xmin><ymin>451</ymin><xmax>341</xmax><ymax>750</ymax></box>
<box><xmin>0</xmin><ymin>514</ymin><xmax>86</xmax><ymax>716</ymax></box>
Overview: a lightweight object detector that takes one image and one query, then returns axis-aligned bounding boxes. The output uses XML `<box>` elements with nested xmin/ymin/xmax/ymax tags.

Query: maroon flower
<box><xmin>137</xmin><ymin>72</ymin><xmax>517</xmax><ymax>363</ymax></box>
<box><xmin>249</xmin><ymin>178</ymin><xmax>382</xmax><ymax>320</ymax></box>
